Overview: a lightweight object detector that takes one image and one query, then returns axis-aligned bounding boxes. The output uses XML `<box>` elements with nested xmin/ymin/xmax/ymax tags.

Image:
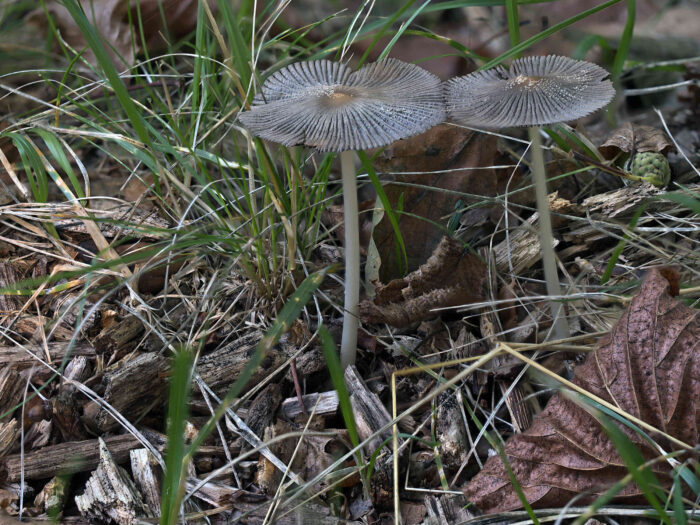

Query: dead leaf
<box><xmin>462</xmin><ymin>267</ymin><xmax>699</xmax><ymax>512</ymax></box>
<box><xmin>600</xmin><ymin>123</ymin><xmax>675</xmax><ymax>159</ymax></box>
<box><xmin>371</xmin><ymin>124</ymin><xmax>525</xmax><ymax>281</ymax></box>
<box><xmin>359</xmin><ymin>236</ymin><xmax>487</xmax><ymax>327</ymax></box>
<box><xmin>324</xmin><ymin>199</ymin><xmax>375</xmax><ymax>256</ymax></box>
<box><xmin>29</xmin><ymin>0</ymin><xmax>209</xmax><ymax>69</ymax></box>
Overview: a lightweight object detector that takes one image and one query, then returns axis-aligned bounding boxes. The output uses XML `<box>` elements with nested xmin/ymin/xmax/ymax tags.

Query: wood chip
<box><xmin>281</xmin><ymin>391</ymin><xmax>339</xmax><ymax>419</ymax></box>
<box><xmin>75</xmin><ymin>437</ymin><xmax>152</xmax><ymax>524</ymax></box>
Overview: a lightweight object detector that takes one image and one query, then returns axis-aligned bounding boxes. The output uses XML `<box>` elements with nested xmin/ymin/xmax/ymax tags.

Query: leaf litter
<box><xmin>462</xmin><ymin>267</ymin><xmax>699</xmax><ymax>512</ymax></box>
<box><xmin>1</xmin><ymin>2</ymin><xmax>700</xmax><ymax>524</ymax></box>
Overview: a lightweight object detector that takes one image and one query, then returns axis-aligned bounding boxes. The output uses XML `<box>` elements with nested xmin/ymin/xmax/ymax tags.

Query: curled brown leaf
<box><xmin>462</xmin><ymin>267</ymin><xmax>699</xmax><ymax>512</ymax></box>
<box><xmin>359</xmin><ymin>236</ymin><xmax>486</xmax><ymax>328</ymax></box>
<box><xmin>600</xmin><ymin>123</ymin><xmax>675</xmax><ymax>159</ymax></box>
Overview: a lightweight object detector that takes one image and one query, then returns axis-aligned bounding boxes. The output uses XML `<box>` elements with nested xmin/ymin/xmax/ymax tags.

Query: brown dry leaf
<box><xmin>600</xmin><ymin>123</ymin><xmax>675</xmax><ymax>159</ymax></box>
<box><xmin>29</xmin><ymin>0</ymin><xmax>207</xmax><ymax>69</ymax></box>
<box><xmin>359</xmin><ymin>236</ymin><xmax>486</xmax><ymax>328</ymax></box>
<box><xmin>462</xmin><ymin>267</ymin><xmax>699</xmax><ymax>512</ymax></box>
<box><xmin>371</xmin><ymin>124</ymin><xmax>525</xmax><ymax>281</ymax></box>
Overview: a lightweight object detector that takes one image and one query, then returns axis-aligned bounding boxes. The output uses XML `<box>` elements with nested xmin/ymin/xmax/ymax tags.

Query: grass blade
<box><xmin>611</xmin><ymin>0</ymin><xmax>636</xmax><ymax>80</ymax></box>
<box><xmin>160</xmin><ymin>348</ymin><xmax>194</xmax><ymax>525</ymax></box>
<box><xmin>481</xmin><ymin>0</ymin><xmax>624</xmax><ymax>70</ymax></box>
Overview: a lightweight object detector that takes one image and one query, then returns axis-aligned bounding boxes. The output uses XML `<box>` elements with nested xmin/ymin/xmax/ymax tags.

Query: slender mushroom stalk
<box><xmin>445</xmin><ymin>55</ymin><xmax>615</xmax><ymax>340</ymax></box>
<box><xmin>339</xmin><ymin>150</ymin><xmax>360</xmax><ymax>368</ymax></box>
<box><xmin>528</xmin><ymin>126</ymin><xmax>568</xmax><ymax>340</ymax></box>
<box><xmin>239</xmin><ymin>59</ymin><xmax>445</xmax><ymax>368</ymax></box>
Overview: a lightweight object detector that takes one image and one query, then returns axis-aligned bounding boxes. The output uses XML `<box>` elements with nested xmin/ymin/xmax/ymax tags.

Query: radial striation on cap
<box><xmin>444</xmin><ymin>55</ymin><xmax>615</xmax><ymax>128</ymax></box>
<box><xmin>238</xmin><ymin>58</ymin><xmax>446</xmax><ymax>152</ymax></box>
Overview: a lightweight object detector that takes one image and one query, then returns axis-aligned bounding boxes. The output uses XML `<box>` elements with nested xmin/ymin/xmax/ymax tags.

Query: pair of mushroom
<box><xmin>239</xmin><ymin>55</ymin><xmax>615</xmax><ymax>367</ymax></box>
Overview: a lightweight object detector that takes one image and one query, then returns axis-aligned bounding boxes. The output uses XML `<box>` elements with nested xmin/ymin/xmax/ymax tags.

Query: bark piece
<box><xmin>75</xmin><ymin>438</ymin><xmax>152</xmax><ymax>524</ymax></box>
<box><xmin>281</xmin><ymin>391</ymin><xmax>339</xmax><ymax>419</ymax></box>
<box><xmin>498</xmin><ymin>380</ymin><xmax>534</xmax><ymax>434</ymax></box>
<box><xmin>34</xmin><ymin>476</ymin><xmax>70</xmax><ymax>516</ymax></box>
<box><xmin>435</xmin><ymin>391</ymin><xmax>468</xmax><ymax>471</ymax></box>
<box><xmin>344</xmin><ymin>366</ymin><xmax>393</xmax><ymax>454</ymax></box>
<box><xmin>462</xmin><ymin>268</ymin><xmax>700</xmax><ymax>512</ymax></box>
<box><xmin>0</xmin><ymin>368</ymin><xmax>24</xmax><ymax>421</ymax></box>
<box><xmin>185</xmin><ymin>477</ymin><xmax>242</xmax><ymax>507</ymax></box>
<box><xmin>245</xmin><ymin>383</ymin><xmax>282</xmax><ymax>439</ymax></box>
<box><xmin>1</xmin><ymin>434</ymin><xmax>140</xmax><ymax>482</ymax></box>
<box><xmin>24</xmin><ymin>420</ymin><xmax>51</xmax><ymax>450</ymax></box>
<box><xmin>493</xmin><ymin>212</ymin><xmax>559</xmax><ymax>275</ymax></box>
<box><xmin>83</xmin><ymin>352</ymin><xmax>168</xmax><ymax>432</ymax></box>
<box><xmin>0</xmin><ymin>420</ymin><xmax>18</xmax><ymax>457</ymax></box>
<box><xmin>52</xmin><ymin>383</ymin><xmax>87</xmax><ymax>442</ymax></box>
<box><xmin>0</xmin><ymin>341</ymin><xmax>95</xmax><ymax>369</ymax></box>
<box><xmin>93</xmin><ymin>315</ymin><xmax>145</xmax><ymax>358</ymax></box>
<box><xmin>129</xmin><ymin>448</ymin><xmax>161</xmax><ymax>515</ymax></box>
<box><xmin>425</xmin><ymin>493</ymin><xmax>475</xmax><ymax>524</ymax></box>
<box><xmin>196</xmin><ymin>331</ymin><xmax>285</xmax><ymax>393</ymax></box>
<box><xmin>360</xmin><ymin>236</ymin><xmax>487</xmax><ymax>327</ymax></box>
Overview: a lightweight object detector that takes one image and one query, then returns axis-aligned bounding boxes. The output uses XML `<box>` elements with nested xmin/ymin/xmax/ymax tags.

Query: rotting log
<box><xmin>1</xmin><ymin>434</ymin><xmax>140</xmax><ymax>482</ymax></box>
<box><xmin>0</xmin><ymin>341</ymin><xmax>95</xmax><ymax>369</ymax></box>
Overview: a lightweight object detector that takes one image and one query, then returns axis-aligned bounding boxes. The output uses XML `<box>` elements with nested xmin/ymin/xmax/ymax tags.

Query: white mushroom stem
<box><xmin>529</xmin><ymin>126</ymin><xmax>570</xmax><ymax>341</ymax></box>
<box><xmin>340</xmin><ymin>150</ymin><xmax>360</xmax><ymax>369</ymax></box>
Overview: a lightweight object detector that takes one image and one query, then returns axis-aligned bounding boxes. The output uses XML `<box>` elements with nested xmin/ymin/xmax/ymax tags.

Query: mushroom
<box><xmin>239</xmin><ymin>58</ymin><xmax>445</xmax><ymax>368</ymax></box>
<box><xmin>445</xmin><ymin>55</ymin><xmax>615</xmax><ymax>340</ymax></box>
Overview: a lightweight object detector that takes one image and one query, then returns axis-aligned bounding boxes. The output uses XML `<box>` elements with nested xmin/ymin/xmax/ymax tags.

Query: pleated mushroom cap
<box><xmin>444</xmin><ymin>55</ymin><xmax>615</xmax><ymax>128</ymax></box>
<box><xmin>238</xmin><ymin>58</ymin><xmax>445</xmax><ymax>152</ymax></box>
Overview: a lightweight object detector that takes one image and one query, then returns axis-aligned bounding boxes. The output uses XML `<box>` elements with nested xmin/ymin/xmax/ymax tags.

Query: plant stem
<box><xmin>529</xmin><ymin>126</ymin><xmax>570</xmax><ymax>341</ymax></box>
<box><xmin>340</xmin><ymin>150</ymin><xmax>359</xmax><ymax>368</ymax></box>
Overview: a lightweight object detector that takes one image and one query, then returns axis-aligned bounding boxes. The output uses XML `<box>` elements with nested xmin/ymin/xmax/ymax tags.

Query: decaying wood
<box><xmin>0</xmin><ymin>367</ymin><xmax>24</xmax><ymax>421</ymax></box>
<box><xmin>494</xmin><ymin>212</ymin><xmax>559</xmax><ymax>275</ymax></box>
<box><xmin>424</xmin><ymin>494</ymin><xmax>475</xmax><ymax>524</ymax></box>
<box><xmin>245</xmin><ymin>383</ymin><xmax>282</xmax><ymax>438</ymax></box>
<box><xmin>83</xmin><ymin>352</ymin><xmax>168</xmax><ymax>432</ymax></box>
<box><xmin>0</xmin><ymin>341</ymin><xmax>95</xmax><ymax>369</ymax></box>
<box><xmin>1</xmin><ymin>434</ymin><xmax>140</xmax><ymax>482</ymax></box>
<box><xmin>256</xmin><ymin>421</ymin><xmax>296</xmax><ymax>495</ymax></box>
<box><xmin>52</xmin><ymin>383</ymin><xmax>87</xmax><ymax>442</ymax></box>
<box><xmin>435</xmin><ymin>391</ymin><xmax>468</xmax><ymax>471</ymax></box>
<box><xmin>281</xmin><ymin>391</ymin><xmax>339</xmax><ymax>419</ymax></box>
<box><xmin>344</xmin><ymin>366</ymin><xmax>393</xmax><ymax>454</ymax></box>
<box><xmin>75</xmin><ymin>437</ymin><xmax>152</xmax><ymax>524</ymax></box>
<box><xmin>93</xmin><ymin>315</ymin><xmax>145</xmax><ymax>357</ymax></box>
<box><xmin>63</xmin><ymin>355</ymin><xmax>91</xmax><ymax>382</ymax></box>
<box><xmin>0</xmin><ymin>420</ymin><xmax>18</xmax><ymax>456</ymax></box>
<box><xmin>33</xmin><ymin>476</ymin><xmax>69</xmax><ymax>515</ymax></box>
<box><xmin>24</xmin><ymin>419</ymin><xmax>51</xmax><ymax>450</ymax></box>
<box><xmin>129</xmin><ymin>448</ymin><xmax>161</xmax><ymax>515</ymax></box>
<box><xmin>498</xmin><ymin>380</ymin><xmax>534</xmax><ymax>433</ymax></box>
<box><xmin>185</xmin><ymin>477</ymin><xmax>242</xmax><ymax>507</ymax></box>
<box><xmin>196</xmin><ymin>331</ymin><xmax>286</xmax><ymax>393</ymax></box>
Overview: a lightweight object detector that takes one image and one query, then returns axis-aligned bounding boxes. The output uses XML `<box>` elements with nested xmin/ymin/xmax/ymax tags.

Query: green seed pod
<box><xmin>629</xmin><ymin>151</ymin><xmax>671</xmax><ymax>187</ymax></box>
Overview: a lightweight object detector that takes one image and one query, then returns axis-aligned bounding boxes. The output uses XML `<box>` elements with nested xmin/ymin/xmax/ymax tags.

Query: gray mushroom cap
<box><xmin>444</xmin><ymin>55</ymin><xmax>615</xmax><ymax>128</ymax></box>
<box><xmin>238</xmin><ymin>58</ymin><xmax>445</xmax><ymax>152</ymax></box>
